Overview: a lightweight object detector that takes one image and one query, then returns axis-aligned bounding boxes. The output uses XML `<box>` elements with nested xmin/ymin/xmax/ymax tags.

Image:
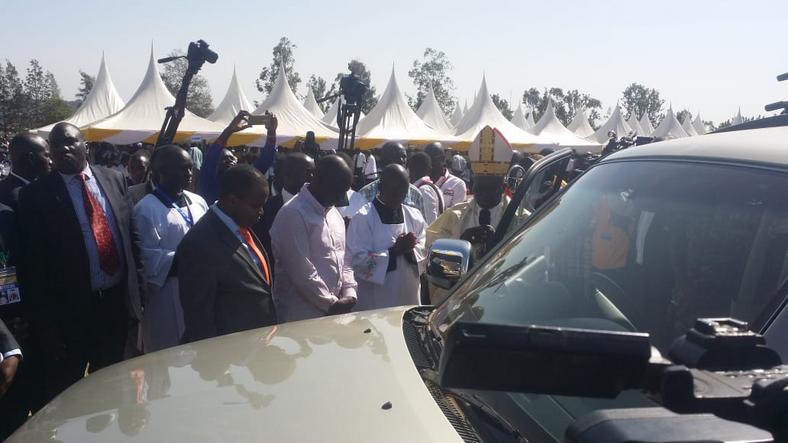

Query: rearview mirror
<box><xmin>426</xmin><ymin>239</ymin><xmax>471</xmax><ymax>290</ymax></box>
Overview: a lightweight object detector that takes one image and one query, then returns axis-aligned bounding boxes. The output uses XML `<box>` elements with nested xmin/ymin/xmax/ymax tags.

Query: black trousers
<box><xmin>0</xmin><ymin>332</ymin><xmax>46</xmax><ymax>440</ymax></box>
<box><xmin>41</xmin><ymin>285</ymin><xmax>128</xmax><ymax>403</ymax></box>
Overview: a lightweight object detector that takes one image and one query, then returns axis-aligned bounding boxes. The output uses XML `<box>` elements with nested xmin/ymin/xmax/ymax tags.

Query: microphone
<box><xmin>479</xmin><ymin>208</ymin><xmax>492</xmax><ymax>226</ymax></box>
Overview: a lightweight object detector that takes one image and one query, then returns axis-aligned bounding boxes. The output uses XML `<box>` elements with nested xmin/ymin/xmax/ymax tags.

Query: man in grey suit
<box><xmin>178</xmin><ymin>165</ymin><xmax>277</xmax><ymax>343</ymax></box>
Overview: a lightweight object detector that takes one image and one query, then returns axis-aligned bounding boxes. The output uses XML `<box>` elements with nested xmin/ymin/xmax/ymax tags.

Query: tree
<box><xmin>256</xmin><ymin>37</ymin><xmax>301</xmax><ymax>96</ymax></box>
<box><xmin>307</xmin><ymin>75</ymin><xmax>334</xmax><ymax>112</ymax></box>
<box><xmin>675</xmin><ymin>109</ymin><xmax>692</xmax><ymax>124</ymax></box>
<box><xmin>521</xmin><ymin>87</ymin><xmax>602</xmax><ymax>125</ymax></box>
<box><xmin>333</xmin><ymin>59</ymin><xmax>378</xmax><ymax>114</ymax></box>
<box><xmin>0</xmin><ymin>61</ymin><xmax>25</xmax><ymax>137</ymax></box>
<box><xmin>407</xmin><ymin>48</ymin><xmax>456</xmax><ymax>114</ymax></box>
<box><xmin>621</xmin><ymin>83</ymin><xmax>664</xmax><ymax>124</ymax></box>
<box><xmin>491</xmin><ymin>93</ymin><xmax>513</xmax><ymax>120</ymax></box>
<box><xmin>24</xmin><ymin>59</ymin><xmax>50</xmax><ymax>127</ymax></box>
<box><xmin>160</xmin><ymin>49</ymin><xmax>214</xmax><ymax>117</ymax></box>
<box><xmin>76</xmin><ymin>70</ymin><xmax>95</xmax><ymax>104</ymax></box>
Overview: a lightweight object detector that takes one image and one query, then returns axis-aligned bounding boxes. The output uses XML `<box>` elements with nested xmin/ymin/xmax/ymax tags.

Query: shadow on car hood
<box><xmin>9</xmin><ymin>308</ymin><xmax>462</xmax><ymax>443</ymax></box>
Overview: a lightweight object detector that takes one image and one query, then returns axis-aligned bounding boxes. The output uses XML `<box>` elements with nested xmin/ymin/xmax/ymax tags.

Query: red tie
<box><xmin>78</xmin><ymin>173</ymin><xmax>120</xmax><ymax>275</ymax></box>
<box><xmin>240</xmin><ymin>227</ymin><xmax>271</xmax><ymax>285</ymax></box>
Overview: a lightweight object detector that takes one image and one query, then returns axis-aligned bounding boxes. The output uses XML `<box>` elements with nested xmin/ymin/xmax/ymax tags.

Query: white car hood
<box><xmin>10</xmin><ymin>308</ymin><xmax>462</xmax><ymax>442</ymax></box>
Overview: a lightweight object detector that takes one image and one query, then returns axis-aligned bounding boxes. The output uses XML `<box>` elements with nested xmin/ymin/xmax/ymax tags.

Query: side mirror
<box><xmin>427</xmin><ymin>239</ymin><xmax>471</xmax><ymax>290</ymax></box>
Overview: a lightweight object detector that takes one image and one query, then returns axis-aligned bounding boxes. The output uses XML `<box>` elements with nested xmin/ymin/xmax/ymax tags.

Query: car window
<box><xmin>434</xmin><ymin>160</ymin><xmax>788</xmax><ymax>351</ymax></box>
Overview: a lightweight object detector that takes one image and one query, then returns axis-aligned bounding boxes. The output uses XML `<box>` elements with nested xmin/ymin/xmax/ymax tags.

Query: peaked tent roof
<box><xmin>208</xmin><ymin>67</ymin><xmax>253</xmax><ymax>124</ymax></box>
<box><xmin>532</xmin><ymin>102</ymin><xmax>600</xmax><ymax>150</ymax></box>
<box><xmin>692</xmin><ymin>114</ymin><xmax>706</xmax><ymax>135</ymax></box>
<box><xmin>416</xmin><ymin>84</ymin><xmax>453</xmax><ymax>135</ymax></box>
<box><xmin>355</xmin><ymin>68</ymin><xmax>453</xmax><ymax>149</ymax></box>
<box><xmin>449</xmin><ymin>105</ymin><xmax>463</xmax><ymax>127</ymax></box>
<box><xmin>626</xmin><ymin>112</ymin><xmax>644</xmax><ymax>135</ymax></box>
<box><xmin>510</xmin><ymin>105</ymin><xmax>529</xmax><ymax>131</ymax></box>
<box><xmin>525</xmin><ymin>111</ymin><xmax>537</xmax><ymax>132</ymax></box>
<box><xmin>37</xmin><ymin>54</ymin><xmax>125</xmax><ymax>136</ymax></box>
<box><xmin>303</xmin><ymin>88</ymin><xmax>324</xmax><ymax>119</ymax></box>
<box><xmin>229</xmin><ymin>64</ymin><xmax>337</xmax><ymax>147</ymax></box>
<box><xmin>591</xmin><ymin>104</ymin><xmax>632</xmax><ymax>143</ymax></box>
<box><xmin>639</xmin><ymin>113</ymin><xmax>655</xmax><ymax>136</ymax></box>
<box><xmin>681</xmin><ymin>114</ymin><xmax>698</xmax><ymax>137</ymax></box>
<box><xmin>567</xmin><ymin>108</ymin><xmax>596</xmax><ymax>139</ymax></box>
<box><xmin>652</xmin><ymin>107</ymin><xmax>688</xmax><ymax>139</ymax></box>
<box><xmin>463</xmin><ymin>101</ymin><xmax>469</xmax><ymax>115</ymax></box>
<box><xmin>453</xmin><ymin>76</ymin><xmax>553</xmax><ymax>150</ymax></box>
<box><xmin>732</xmin><ymin>108</ymin><xmax>744</xmax><ymax>126</ymax></box>
<box><xmin>82</xmin><ymin>48</ymin><xmax>225</xmax><ymax>144</ymax></box>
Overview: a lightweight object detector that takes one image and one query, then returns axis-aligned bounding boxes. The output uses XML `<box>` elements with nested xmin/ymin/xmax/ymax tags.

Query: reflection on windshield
<box><xmin>435</xmin><ymin>161</ymin><xmax>788</xmax><ymax>351</ymax></box>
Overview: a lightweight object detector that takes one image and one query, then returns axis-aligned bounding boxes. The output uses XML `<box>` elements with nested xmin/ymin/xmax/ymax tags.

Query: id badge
<box><xmin>0</xmin><ymin>266</ymin><xmax>21</xmax><ymax>306</ymax></box>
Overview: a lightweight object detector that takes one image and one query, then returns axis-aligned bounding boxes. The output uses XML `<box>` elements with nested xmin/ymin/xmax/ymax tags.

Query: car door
<box><xmin>492</xmin><ymin>148</ymin><xmax>574</xmax><ymax>247</ymax></box>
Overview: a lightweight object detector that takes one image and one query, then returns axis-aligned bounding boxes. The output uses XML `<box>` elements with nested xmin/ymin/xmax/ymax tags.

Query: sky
<box><xmin>1</xmin><ymin>0</ymin><xmax>787</xmax><ymax>123</ymax></box>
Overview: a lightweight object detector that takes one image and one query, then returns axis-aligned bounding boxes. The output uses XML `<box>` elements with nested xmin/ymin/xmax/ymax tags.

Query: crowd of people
<box><xmin>0</xmin><ymin>111</ymin><xmax>544</xmax><ymax>439</ymax></box>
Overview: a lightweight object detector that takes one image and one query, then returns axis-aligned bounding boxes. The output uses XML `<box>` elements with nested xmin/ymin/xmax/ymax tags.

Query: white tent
<box><xmin>82</xmin><ymin>48</ymin><xmax>225</xmax><ymax>144</ymax></box>
<box><xmin>510</xmin><ymin>104</ymin><xmax>529</xmax><ymax>131</ymax></box>
<box><xmin>228</xmin><ymin>64</ymin><xmax>337</xmax><ymax>147</ymax></box>
<box><xmin>320</xmin><ymin>97</ymin><xmax>364</xmax><ymax>128</ymax></box>
<box><xmin>303</xmin><ymin>88</ymin><xmax>324</xmax><ymax>119</ymax></box>
<box><xmin>567</xmin><ymin>108</ymin><xmax>596</xmax><ymax>139</ymax></box>
<box><xmin>525</xmin><ymin>111</ymin><xmax>537</xmax><ymax>133</ymax></box>
<box><xmin>208</xmin><ymin>67</ymin><xmax>253</xmax><ymax>124</ymax></box>
<box><xmin>463</xmin><ymin>100</ymin><xmax>469</xmax><ymax>115</ymax></box>
<box><xmin>591</xmin><ymin>104</ymin><xmax>632</xmax><ymax>143</ymax></box>
<box><xmin>453</xmin><ymin>76</ymin><xmax>553</xmax><ymax>150</ymax></box>
<box><xmin>37</xmin><ymin>54</ymin><xmax>125</xmax><ymax>137</ymax></box>
<box><xmin>532</xmin><ymin>101</ymin><xmax>600</xmax><ymax>150</ymax></box>
<box><xmin>732</xmin><ymin>108</ymin><xmax>744</xmax><ymax>126</ymax></box>
<box><xmin>681</xmin><ymin>114</ymin><xmax>698</xmax><ymax>137</ymax></box>
<box><xmin>639</xmin><ymin>113</ymin><xmax>655</xmax><ymax>136</ymax></box>
<box><xmin>449</xmin><ymin>105</ymin><xmax>463</xmax><ymax>127</ymax></box>
<box><xmin>652</xmin><ymin>107</ymin><xmax>688</xmax><ymax>139</ymax></box>
<box><xmin>626</xmin><ymin>112</ymin><xmax>644</xmax><ymax>136</ymax></box>
<box><xmin>416</xmin><ymin>84</ymin><xmax>454</xmax><ymax>135</ymax></box>
<box><xmin>692</xmin><ymin>114</ymin><xmax>707</xmax><ymax>135</ymax></box>
<box><xmin>355</xmin><ymin>67</ymin><xmax>452</xmax><ymax>149</ymax></box>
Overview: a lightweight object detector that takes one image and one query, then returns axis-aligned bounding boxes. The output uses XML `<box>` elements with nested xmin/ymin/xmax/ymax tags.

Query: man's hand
<box><xmin>328</xmin><ymin>297</ymin><xmax>356</xmax><ymax>315</ymax></box>
<box><xmin>461</xmin><ymin>225</ymin><xmax>496</xmax><ymax>244</ymax></box>
<box><xmin>0</xmin><ymin>355</ymin><xmax>20</xmax><ymax>397</ymax></box>
<box><xmin>264</xmin><ymin>112</ymin><xmax>278</xmax><ymax>134</ymax></box>
<box><xmin>216</xmin><ymin>111</ymin><xmax>252</xmax><ymax>146</ymax></box>
<box><xmin>391</xmin><ymin>233</ymin><xmax>417</xmax><ymax>255</ymax></box>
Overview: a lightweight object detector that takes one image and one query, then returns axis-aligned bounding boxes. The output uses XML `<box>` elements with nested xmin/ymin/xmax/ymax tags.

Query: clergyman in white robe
<box><xmin>133</xmin><ymin>190</ymin><xmax>209</xmax><ymax>352</ymax></box>
<box><xmin>346</xmin><ymin>199</ymin><xmax>427</xmax><ymax>311</ymax></box>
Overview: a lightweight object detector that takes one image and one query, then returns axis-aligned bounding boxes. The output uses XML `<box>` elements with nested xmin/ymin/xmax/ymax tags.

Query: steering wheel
<box><xmin>588</xmin><ymin>272</ymin><xmax>638</xmax><ymax>331</ymax></box>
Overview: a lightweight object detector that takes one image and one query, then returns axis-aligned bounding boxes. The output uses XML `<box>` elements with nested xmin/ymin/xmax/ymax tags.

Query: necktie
<box><xmin>78</xmin><ymin>173</ymin><xmax>120</xmax><ymax>275</ymax></box>
<box><xmin>479</xmin><ymin>208</ymin><xmax>492</xmax><ymax>226</ymax></box>
<box><xmin>240</xmin><ymin>227</ymin><xmax>271</xmax><ymax>285</ymax></box>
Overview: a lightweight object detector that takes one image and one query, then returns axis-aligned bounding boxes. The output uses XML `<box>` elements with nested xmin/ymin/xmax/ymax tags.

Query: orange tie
<box><xmin>240</xmin><ymin>227</ymin><xmax>271</xmax><ymax>285</ymax></box>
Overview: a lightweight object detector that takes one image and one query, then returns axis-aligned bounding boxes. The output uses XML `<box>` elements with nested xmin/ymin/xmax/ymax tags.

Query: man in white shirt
<box><xmin>425</xmin><ymin>142</ymin><xmax>466</xmax><ymax>208</ymax></box>
<box><xmin>270</xmin><ymin>155</ymin><xmax>357</xmax><ymax>322</ymax></box>
<box><xmin>407</xmin><ymin>152</ymin><xmax>444</xmax><ymax>225</ymax></box>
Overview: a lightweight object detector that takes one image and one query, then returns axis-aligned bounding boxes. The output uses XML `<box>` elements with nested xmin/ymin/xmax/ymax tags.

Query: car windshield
<box><xmin>428</xmin><ymin>159</ymin><xmax>788</xmax><ymax>441</ymax></box>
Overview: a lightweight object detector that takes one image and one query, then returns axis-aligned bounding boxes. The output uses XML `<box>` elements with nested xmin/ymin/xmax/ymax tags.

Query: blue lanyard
<box><xmin>154</xmin><ymin>189</ymin><xmax>194</xmax><ymax>228</ymax></box>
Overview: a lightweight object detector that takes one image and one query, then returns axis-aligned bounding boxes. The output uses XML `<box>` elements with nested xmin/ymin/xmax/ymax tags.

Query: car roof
<box><xmin>603</xmin><ymin>125</ymin><xmax>788</xmax><ymax>169</ymax></box>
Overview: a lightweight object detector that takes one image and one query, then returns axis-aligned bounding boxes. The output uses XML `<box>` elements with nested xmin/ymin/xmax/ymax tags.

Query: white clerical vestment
<box><xmin>347</xmin><ymin>200</ymin><xmax>427</xmax><ymax>312</ymax></box>
<box><xmin>133</xmin><ymin>190</ymin><xmax>209</xmax><ymax>352</ymax></box>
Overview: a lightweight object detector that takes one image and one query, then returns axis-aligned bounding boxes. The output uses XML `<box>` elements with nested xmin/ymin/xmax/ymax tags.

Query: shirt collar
<box><xmin>414</xmin><ymin>176</ymin><xmax>433</xmax><ymax>187</ymax></box>
<box><xmin>282</xmin><ymin>188</ymin><xmax>296</xmax><ymax>204</ymax></box>
<box><xmin>59</xmin><ymin>164</ymin><xmax>92</xmax><ymax>183</ymax></box>
<box><xmin>8</xmin><ymin>171</ymin><xmax>30</xmax><ymax>185</ymax></box>
<box><xmin>211</xmin><ymin>203</ymin><xmax>241</xmax><ymax>235</ymax></box>
<box><xmin>300</xmin><ymin>184</ymin><xmax>332</xmax><ymax>214</ymax></box>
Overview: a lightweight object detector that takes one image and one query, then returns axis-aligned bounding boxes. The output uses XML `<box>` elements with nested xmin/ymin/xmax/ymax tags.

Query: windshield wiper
<box><xmin>447</xmin><ymin>389</ymin><xmax>528</xmax><ymax>443</ymax></box>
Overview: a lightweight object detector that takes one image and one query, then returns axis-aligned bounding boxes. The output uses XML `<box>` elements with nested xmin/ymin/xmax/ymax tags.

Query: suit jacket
<box><xmin>16</xmin><ymin>166</ymin><xmax>146</xmax><ymax>344</ymax></box>
<box><xmin>252</xmin><ymin>193</ymin><xmax>284</xmax><ymax>262</ymax></box>
<box><xmin>0</xmin><ymin>318</ymin><xmax>19</xmax><ymax>355</ymax></box>
<box><xmin>0</xmin><ymin>174</ymin><xmax>27</xmax><ymax>211</ymax></box>
<box><xmin>178</xmin><ymin>208</ymin><xmax>277</xmax><ymax>343</ymax></box>
<box><xmin>0</xmin><ymin>202</ymin><xmax>22</xmax><ymax>321</ymax></box>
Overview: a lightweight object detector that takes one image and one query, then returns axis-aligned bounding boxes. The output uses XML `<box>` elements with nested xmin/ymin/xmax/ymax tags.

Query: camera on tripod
<box><xmin>317</xmin><ymin>62</ymin><xmax>370</xmax><ymax>152</ymax></box>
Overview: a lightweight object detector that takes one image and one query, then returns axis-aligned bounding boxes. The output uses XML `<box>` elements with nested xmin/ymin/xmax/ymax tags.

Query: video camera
<box><xmin>440</xmin><ymin>318</ymin><xmax>787</xmax><ymax>442</ymax></box>
<box><xmin>317</xmin><ymin>62</ymin><xmax>370</xmax><ymax>152</ymax></box>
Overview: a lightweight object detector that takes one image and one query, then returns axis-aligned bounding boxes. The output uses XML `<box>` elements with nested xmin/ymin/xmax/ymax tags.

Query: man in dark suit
<box><xmin>17</xmin><ymin>122</ymin><xmax>145</xmax><ymax>401</ymax></box>
<box><xmin>0</xmin><ymin>133</ymin><xmax>52</xmax><ymax>210</ymax></box>
<box><xmin>253</xmin><ymin>152</ymin><xmax>314</xmax><ymax>261</ymax></box>
<box><xmin>178</xmin><ymin>165</ymin><xmax>277</xmax><ymax>343</ymax></box>
<box><xmin>0</xmin><ymin>318</ymin><xmax>21</xmax><ymax>398</ymax></box>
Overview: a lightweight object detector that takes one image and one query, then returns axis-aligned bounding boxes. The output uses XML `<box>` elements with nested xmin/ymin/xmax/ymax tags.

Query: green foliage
<box><xmin>256</xmin><ymin>37</ymin><xmax>301</xmax><ymax>95</ymax></box>
<box><xmin>522</xmin><ymin>87</ymin><xmax>602</xmax><ymax>125</ymax></box>
<box><xmin>160</xmin><ymin>49</ymin><xmax>215</xmax><ymax>118</ymax></box>
<box><xmin>0</xmin><ymin>61</ymin><xmax>26</xmax><ymax>138</ymax></box>
<box><xmin>307</xmin><ymin>75</ymin><xmax>334</xmax><ymax>112</ymax></box>
<box><xmin>76</xmin><ymin>70</ymin><xmax>95</xmax><ymax>104</ymax></box>
<box><xmin>407</xmin><ymin>48</ymin><xmax>456</xmax><ymax>114</ymax></box>
<box><xmin>675</xmin><ymin>109</ymin><xmax>692</xmax><ymax>125</ymax></box>
<box><xmin>621</xmin><ymin>83</ymin><xmax>664</xmax><ymax>124</ymax></box>
<box><xmin>490</xmin><ymin>93</ymin><xmax>513</xmax><ymax>120</ymax></box>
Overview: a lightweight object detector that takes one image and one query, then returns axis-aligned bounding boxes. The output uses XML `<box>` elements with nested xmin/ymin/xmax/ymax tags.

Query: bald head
<box><xmin>49</xmin><ymin>122</ymin><xmax>87</xmax><ymax>174</ymax></box>
<box><xmin>379</xmin><ymin>164</ymin><xmax>409</xmax><ymax>208</ymax></box>
<box><xmin>424</xmin><ymin>142</ymin><xmax>446</xmax><ymax>179</ymax></box>
<box><xmin>9</xmin><ymin>133</ymin><xmax>51</xmax><ymax>180</ymax></box>
<box><xmin>380</xmin><ymin>142</ymin><xmax>407</xmax><ymax>167</ymax></box>
<box><xmin>153</xmin><ymin>145</ymin><xmax>193</xmax><ymax>197</ymax></box>
<box><xmin>310</xmin><ymin>154</ymin><xmax>352</xmax><ymax>207</ymax></box>
<box><xmin>281</xmin><ymin>152</ymin><xmax>315</xmax><ymax>195</ymax></box>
